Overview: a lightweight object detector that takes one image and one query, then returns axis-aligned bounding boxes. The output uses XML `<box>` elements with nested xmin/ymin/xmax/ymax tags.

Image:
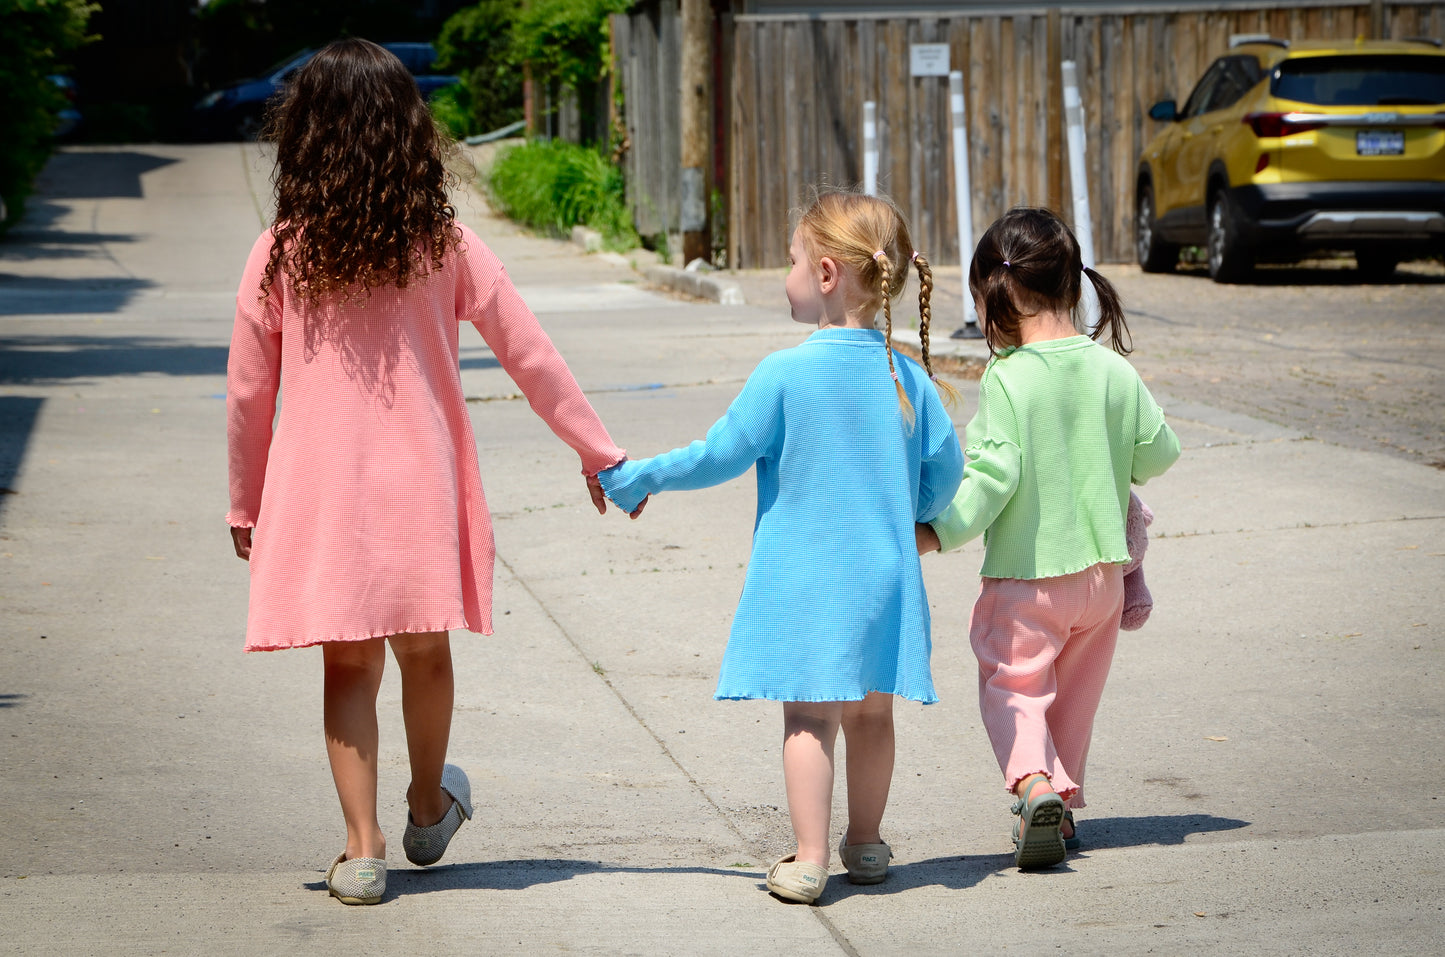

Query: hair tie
<box><xmin>930</xmin><ymin>373</ymin><xmax>939</xmax><ymax>381</ymax></box>
<box><xmin>1002</xmin><ymin>260</ymin><xmax>1011</xmax><ymax>268</ymax></box>
<box><xmin>910</xmin><ymin>250</ymin><xmax>920</xmax><ymax>264</ymax></box>
<box><xmin>872</xmin><ymin>250</ymin><xmax>886</xmax><ymax>263</ymax></box>
<box><xmin>890</xmin><ymin>369</ymin><xmax>900</xmax><ymax>382</ymax></box>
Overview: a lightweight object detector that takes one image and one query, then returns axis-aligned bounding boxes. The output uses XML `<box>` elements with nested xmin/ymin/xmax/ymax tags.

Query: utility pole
<box><xmin>680</xmin><ymin>0</ymin><xmax>712</xmax><ymax>265</ymax></box>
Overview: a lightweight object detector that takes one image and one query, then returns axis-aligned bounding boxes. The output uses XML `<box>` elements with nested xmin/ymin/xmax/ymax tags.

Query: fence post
<box><xmin>680</xmin><ymin>0</ymin><xmax>712</xmax><ymax>264</ymax></box>
<box><xmin>1062</xmin><ymin>59</ymin><xmax>1099</xmax><ymax>335</ymax></box>
<box><xmin>863</xmin><ymin>100</ymin><xmax>878</xmax><ymax>196</ymax></box>
<box><xmin>948</xmin><ymin>70</ymin><xmax>981</xmax><ymax>338</ymax></box>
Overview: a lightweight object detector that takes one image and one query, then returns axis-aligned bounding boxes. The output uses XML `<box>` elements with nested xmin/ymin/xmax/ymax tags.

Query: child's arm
<box><xmin>225</xmin><ymin>306</ymin><xmax>281</xmax><ymax>551</ymax></box>
<box><xmin>459</xmin><ymin>239</ymin><xmax>626</xmax><ymax>479</ymax></box>
<box><xmin>1132</xmin><ymin>417</ymin><xmax>1181</xmax><ymax>484</ymax></box>
<box><xmin>915</xmin><ymin>389</ymin><xmax>966</xmax><ymax>524</ymax></box>
<box><xmin>928</xmin><ymin>373</ymin><xmax>1020</xmax><ymax>552</ymax></box>
<box><xmin>1131</xmin><ymin>379</ymin><xmax>1182</xmax><ymax>484</ymax></box>
<box><xmin>928</xmin><ymin>437</ymin><xmax>1020</xmax><ymax>552</ymax></box>
<box><xmin>599</xmin><ymin>362</ymin><xmax>781</xmax><ymax>514</ymax></box>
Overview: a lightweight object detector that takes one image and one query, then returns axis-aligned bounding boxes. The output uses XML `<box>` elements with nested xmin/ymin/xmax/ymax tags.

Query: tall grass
<box><xmin>485</xmin><ymin>139</ymin><xmax>638</xmax><ymax>250</ymax></box>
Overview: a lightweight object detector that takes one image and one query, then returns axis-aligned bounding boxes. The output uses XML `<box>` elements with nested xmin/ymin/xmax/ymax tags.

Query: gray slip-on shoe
<box><xmin>765</xmin><ymin>854</ymin><xmax>828</xmax><ymax>904</ymax></box>
<box><xmin>838</xmin><ymin>837</ymin><xmax>892</xmax><ymax>884</ymax></box>
<box><xmin>403</xmin><ymin>763</ymin><xmax>473</xmax><ymax>866</ymax></box>
<box><xmin>326</xmin><ymin>854</ymin><xmax>386</xmax><ymax>905</ymax></box>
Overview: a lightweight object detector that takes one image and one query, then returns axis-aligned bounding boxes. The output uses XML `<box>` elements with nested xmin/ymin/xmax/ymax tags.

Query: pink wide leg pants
<box><xmin>968</xmin><ymin>562</ymin><xmax>1124</xmax><ymax>808</ymax></box>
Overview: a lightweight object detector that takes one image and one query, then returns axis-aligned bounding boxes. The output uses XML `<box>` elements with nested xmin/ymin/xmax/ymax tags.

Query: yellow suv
<box><xmin>1136</xmin><ymin>36</ymin><xmax>1445</xmax><ymax>281</ymax></box>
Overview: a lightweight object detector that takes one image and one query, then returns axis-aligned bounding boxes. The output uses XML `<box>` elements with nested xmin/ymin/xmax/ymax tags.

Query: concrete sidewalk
<box><xmin>0</xmin><ymin>145</ymin><xmax>1442</xmax><ymax>956</ymax></box>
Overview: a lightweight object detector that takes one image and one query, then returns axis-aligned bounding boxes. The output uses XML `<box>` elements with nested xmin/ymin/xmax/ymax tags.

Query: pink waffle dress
<box><xmin>226</xmin><ymin>223</ymin><xmax>624</xmax><ymax>651</ymax></box>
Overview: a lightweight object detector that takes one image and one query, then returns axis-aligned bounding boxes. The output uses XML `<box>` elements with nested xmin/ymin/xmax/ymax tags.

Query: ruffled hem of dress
<box><xmin>243</xmin><ymin>616</ymin><xmax>491</xmax><ymax>652</ymax></box>
<box><xmin>714</xmin><ymin>686</ymin><xmax>938</xmax><ymax>705</ymax></box>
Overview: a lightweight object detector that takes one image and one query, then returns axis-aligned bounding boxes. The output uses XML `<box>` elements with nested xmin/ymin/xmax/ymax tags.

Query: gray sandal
<box><xmin>403</xmin><ymin>763</ymin><xmax>473</xmax><ymax>866</ymax></box>
<box><xmin>1010</xmin><ymin>776</ymin><xmax>1066</xmax><ymax>870</ymax></box>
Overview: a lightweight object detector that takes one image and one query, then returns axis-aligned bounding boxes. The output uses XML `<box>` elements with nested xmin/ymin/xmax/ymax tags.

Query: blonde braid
<box><xmin>913</xmin><ymin>252</ymin><xmax>959</xmax><ymax>407</ymax></box>
<box><xmin>874</xmin><ymin>250</ymin><xmax>915</xmax><ymax>428</ymax></box>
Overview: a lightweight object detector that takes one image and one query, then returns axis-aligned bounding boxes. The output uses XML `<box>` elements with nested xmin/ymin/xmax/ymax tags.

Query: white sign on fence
<box><xmin>909</xmin><ymin>43</ymin><xmax>950</xmax><ymax>77</ymax></box>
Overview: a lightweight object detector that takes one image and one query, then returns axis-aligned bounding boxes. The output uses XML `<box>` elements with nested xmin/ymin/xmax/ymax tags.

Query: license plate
<box><xmin>1357</xmin><ymin>130</ymin><xmax>1404</xmax><ymax>156</ymax></box>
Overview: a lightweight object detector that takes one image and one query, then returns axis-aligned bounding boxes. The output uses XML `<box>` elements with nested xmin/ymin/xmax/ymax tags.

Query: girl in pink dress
<box><xmin>225</xmin><ymin>38</ymin><xmax>627</xmax><ymax>904</ymax></box>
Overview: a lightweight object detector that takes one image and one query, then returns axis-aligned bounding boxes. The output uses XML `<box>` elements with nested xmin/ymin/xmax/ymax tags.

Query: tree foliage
<box><xmin>511</xmin><ymin>0</ymin><xmax>630</xmax><ymax>93</ymax></box>
<box><xmin>0</xmin><ymin>0</ymin><xmax>96</xmax><ymax>227</ymax></box>
<box><xmin>433</xmin><ymin>0</ymin><xmax>523</xmax><ymax>137</ymax></box>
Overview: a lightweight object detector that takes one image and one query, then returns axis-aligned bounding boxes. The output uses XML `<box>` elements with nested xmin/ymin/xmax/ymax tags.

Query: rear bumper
<box><xmin>1232</xmin><ymin>181</ymin><xmax>1445</xmax><ymax>250</ymax></box>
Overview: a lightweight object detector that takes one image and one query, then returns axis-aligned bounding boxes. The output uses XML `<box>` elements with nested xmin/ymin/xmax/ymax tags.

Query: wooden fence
<box><xmin>613</xmin><ymin>2</ymin><xmax>684</xmax><ymax>239</ymax></box>
<box><xmin>722</xmin><ymin>1</ymin><xmax>1445</xmax><ymax>268</ymax></box>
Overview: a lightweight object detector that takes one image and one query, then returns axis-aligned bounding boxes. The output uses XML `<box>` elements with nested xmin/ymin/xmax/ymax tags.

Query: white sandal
<box><xmin>765</xmin><ymin>854</ymin><xmax>828</xmax><ymax>903</ymax></box>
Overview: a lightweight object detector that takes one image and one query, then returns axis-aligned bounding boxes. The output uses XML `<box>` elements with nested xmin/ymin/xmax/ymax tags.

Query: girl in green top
<box><xmin>918</xmin><ymin>207</ymin><xmax>1180</xmax><ymax>870</ymax></box>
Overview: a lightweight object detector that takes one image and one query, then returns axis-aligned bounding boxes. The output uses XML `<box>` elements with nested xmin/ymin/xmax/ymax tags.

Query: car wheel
<box><xmin>1355</xmin><ymin>249</ymin><xmax>1399</xmax><ymax>282</ymax></box>
<box><xmin>1136</xmin><ymin>183</ymin><xmax>1178</xmax><ymax>273</ymax></box>
<box><xmin>1207</xmin><ymin>190</ymin><xmax>1252</xmax><ymax>284</ymax></box>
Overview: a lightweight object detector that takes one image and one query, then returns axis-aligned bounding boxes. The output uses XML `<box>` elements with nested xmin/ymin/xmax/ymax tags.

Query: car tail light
<box><xmin>1245</xmin><ymin>112</ymin><xmax>1325</xmax><ymax>137</ymax></box>
<box><xmin>1255</xmin><ymin>153</ymin><xmax>1271</xmax><ymax>173</ymax></box>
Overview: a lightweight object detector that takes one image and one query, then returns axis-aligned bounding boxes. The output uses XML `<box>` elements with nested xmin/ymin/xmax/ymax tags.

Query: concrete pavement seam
<box><xmin>494</xmin><ymin>552</ymin><xmax>867</xmax><ymax>950</ymax></box>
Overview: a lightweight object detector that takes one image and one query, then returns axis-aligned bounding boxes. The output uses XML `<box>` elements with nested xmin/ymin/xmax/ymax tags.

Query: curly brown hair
<box><xmin>261</xmin><ymin>38</ymin><xmax>460</xmax><ymax>305</ymax></box>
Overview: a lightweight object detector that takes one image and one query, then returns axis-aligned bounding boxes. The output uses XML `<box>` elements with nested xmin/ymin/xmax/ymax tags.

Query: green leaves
<box><xmin>0</xmin><ymin>0</ymin><xmax>97</xmax><ymax>227</ymax></box>
<box><xmin>486</xmin><ymin>139</ymin><xmax>636</xmax><ymax>249</ymax></box>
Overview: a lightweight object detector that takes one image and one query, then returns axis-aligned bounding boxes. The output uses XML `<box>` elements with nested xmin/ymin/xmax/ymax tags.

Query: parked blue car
<box><xmin>192</xmin><ymin>42</ymin><xmax>458</xmax><ymax>140</ymax></box>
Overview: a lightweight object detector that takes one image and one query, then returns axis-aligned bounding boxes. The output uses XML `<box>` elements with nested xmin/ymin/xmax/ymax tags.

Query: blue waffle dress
<box><xmin>600</xmin><ymin>327</ymin><xmax>964</xmax><ymax>703</ymax></box>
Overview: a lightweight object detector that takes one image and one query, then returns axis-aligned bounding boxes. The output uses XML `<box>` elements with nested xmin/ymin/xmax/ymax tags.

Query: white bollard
<box><xmin>1061</xmin><ymin>60</ymin><xmax>1099</xmax><ymax>335</ymax></box>
<box><xmin>949</xmin><ymin>70</ymin><xmax>981</xmax><ymax>337</ymax></box>
<box><xmin>863</xmin><ymin>101</ymin><xmax>878</xmax><ymax>197</ymax></box>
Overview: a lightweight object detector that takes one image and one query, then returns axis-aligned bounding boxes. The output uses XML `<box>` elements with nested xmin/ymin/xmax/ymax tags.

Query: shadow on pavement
<box><xmin>0</xmin><ymin>335</ymin><xmax>229</xmax><ymax>383</ymax></box>
<box><xmin>305</xmin><ymin>859</ymin><xmax>762</xmax><ymax>901</ymax></box>
<box><xmin>0</xmin><ymin>276</ymin><xmax>157</xmax><ymax>316</ymax></box>
<box><xmin>0</xmin><ymin>396</ymin><xmax>44</xmax><ymax>516</ymax></box>
<box><xmin>1070</xmin><ymin>812</ymin><xmax>1250</xmax><ymax>850</ymax></box>
<box><xmin>32</xmin><ymin>150</ymin><xmax>179</xmax><ymax>200</ymax></box>
<box><xmin>0</xmin><ymin>199</ymin><xmax>138</xmax><ymax>264</ymax></box>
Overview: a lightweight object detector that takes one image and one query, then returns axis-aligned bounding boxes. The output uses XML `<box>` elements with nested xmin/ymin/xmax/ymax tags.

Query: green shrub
<box><xmin>434</xmin><ymin>0</ymin><xmax>523</xmax><ymax>138</ymax></box>
<box><xmin>429</xmin><ymin>83</ymin><xmax>472</xmax><ymax>140</ymax></box>
<box><xmin>486</xmin><ymin>139</ymin><xmax>637</xmax><ymax>250</ymax></box>
<box><xmin>0</xmin><ymin>0</ymin><xmax>96</xmax><ymax>229</ymax></box>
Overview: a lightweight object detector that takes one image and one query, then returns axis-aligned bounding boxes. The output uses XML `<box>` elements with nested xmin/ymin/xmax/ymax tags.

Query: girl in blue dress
<box><xmin>600</xmin><ymin>191</ymin><xmax>964</xmax><ymax>904</ymax></box>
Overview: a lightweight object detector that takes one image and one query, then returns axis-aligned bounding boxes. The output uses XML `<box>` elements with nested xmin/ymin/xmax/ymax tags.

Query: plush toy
<box><xmin>1121</xmin><ymin>491</ymin><xmax>1154</xmax><ymax>631</ymax></box>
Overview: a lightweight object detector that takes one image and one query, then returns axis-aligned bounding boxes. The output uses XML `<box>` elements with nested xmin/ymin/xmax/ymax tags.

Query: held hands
<box><xmin>586</xmin><ymin>472</ymin><xmax>648</xmax><ymax>520</ymax></box>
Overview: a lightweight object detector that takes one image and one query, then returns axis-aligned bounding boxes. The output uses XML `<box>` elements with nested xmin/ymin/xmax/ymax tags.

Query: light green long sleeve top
<box><xmin>931</xmin><ymin>335</ymin><xmax>1180</xmax><ymax>579</ymax></box>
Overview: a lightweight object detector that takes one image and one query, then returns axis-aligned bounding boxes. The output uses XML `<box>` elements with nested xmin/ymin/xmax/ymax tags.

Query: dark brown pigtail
<box><xmin>1083</xmin><ymin>266</ymin><xmax>1132</xmax><ymax>356</ymax></box>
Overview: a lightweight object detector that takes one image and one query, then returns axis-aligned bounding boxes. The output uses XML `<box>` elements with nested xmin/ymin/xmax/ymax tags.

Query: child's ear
<box><xmin>817</xmin><ymin>255</ymin><xmax>841</xmax><ymax>293</ymax></box>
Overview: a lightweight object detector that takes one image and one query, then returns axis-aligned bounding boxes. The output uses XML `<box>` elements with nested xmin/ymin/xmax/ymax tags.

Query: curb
<box><xmin>640</xmin><ymin>264</ymin><xmax>746</xmax><ymax>305</ymax></box>
<box><xmin>568</xmin><ymin>225</ymin><xmax>746</xmax><ymax>305</ymax></box>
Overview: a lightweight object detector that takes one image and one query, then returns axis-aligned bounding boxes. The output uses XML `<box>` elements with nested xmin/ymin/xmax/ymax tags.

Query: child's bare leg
<box><xmin>322</xmin><ymin>638</ymin><xmax>387</xmax><ymax>860</ymax></box>
<box><xmin>389</xmin><ymin>630</ymin><xmax>454</xmax><ymax>827</ymax></box>
<box><xmin>781</xmin><ymin>701</ymin><xmax>843</xmax><ymax>868</ymax></box>
<box><xmin>840</xmin><ymin>692</ymin><xmax>894</xmax><ymax>845</ymax></box>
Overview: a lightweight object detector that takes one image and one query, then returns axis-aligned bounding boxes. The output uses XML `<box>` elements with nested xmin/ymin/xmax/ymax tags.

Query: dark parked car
<box><xmin>192</xmin><ymin>42</ymin><xmax>458</xmax><ymax>140</ymax></box>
